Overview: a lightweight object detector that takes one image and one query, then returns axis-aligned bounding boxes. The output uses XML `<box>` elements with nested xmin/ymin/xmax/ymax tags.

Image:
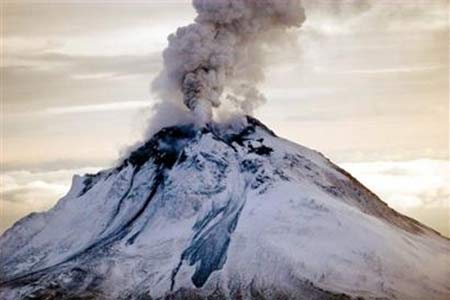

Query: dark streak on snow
<box><xmin>171</xmin><ymin>197</ymin><xmax>246</xmax><ymax>290</ymax></box>
<box><xmin>0</xmin><ymin>126</ymin><xmax>198</xmax><ymax>285</ymax></box>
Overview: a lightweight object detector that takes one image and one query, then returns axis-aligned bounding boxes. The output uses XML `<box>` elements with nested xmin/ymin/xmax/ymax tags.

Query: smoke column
<box><xmin>152</xmin><ymin>0</ymin><xmax>306</xmax><ymax>125</ymax></box>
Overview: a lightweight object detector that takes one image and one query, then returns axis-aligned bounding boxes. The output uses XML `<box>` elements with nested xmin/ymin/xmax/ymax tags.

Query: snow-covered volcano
<box><xmin>1</xmin><ymin>117</ymin><xmax>449</xmax><ymax>300</ymax></box>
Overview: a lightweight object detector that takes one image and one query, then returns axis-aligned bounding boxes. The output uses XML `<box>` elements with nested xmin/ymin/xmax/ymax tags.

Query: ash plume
<box><xmin>152</xmin><ymin>0</ymin><xmax>306</xmax><ymax>125</ymax></box>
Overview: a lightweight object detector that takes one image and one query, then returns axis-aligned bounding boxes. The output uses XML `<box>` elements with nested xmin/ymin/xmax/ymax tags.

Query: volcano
<box><xmin>1</xmin><ymin>117</ymin><xmax>449</xmax><ymax>300</ymax></box>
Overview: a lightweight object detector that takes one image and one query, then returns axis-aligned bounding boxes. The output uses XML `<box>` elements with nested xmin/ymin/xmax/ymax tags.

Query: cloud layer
<box><xmin>342</xmin><ymin>159</ymin><xmax>449</xmax><ymax>236</ymax></box>
<box><xmin>1</xmin><ymin>160</ymin><xmax>448</xmax><ymax>237</ymax></box>
<box><xmin>0</xmin><ymin>167</ymin><xmax>101</xmax><ymax>234</ymax></box>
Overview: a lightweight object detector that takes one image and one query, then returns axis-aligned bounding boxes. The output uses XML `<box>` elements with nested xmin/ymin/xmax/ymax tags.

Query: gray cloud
<box><xmin>3</xmin><ymin>1</ymin><xmax>194</xmax><ymax>39</ymax></box>
<box><xmin>3</xmin><ymin>52</ymin><xmax>161</xmax><ymax>113</ymax></box>
<box><xmin>10</xmin><ymin>52</ymin><xmax>161</xmax><ymax>74</ymax></box>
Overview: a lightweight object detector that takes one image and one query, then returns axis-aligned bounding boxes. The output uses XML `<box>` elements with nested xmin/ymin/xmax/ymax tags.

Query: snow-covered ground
<box><xmin>1</xmin><ymin>117</ymin><xmax>449</xmax><ymax>300</ymax></box>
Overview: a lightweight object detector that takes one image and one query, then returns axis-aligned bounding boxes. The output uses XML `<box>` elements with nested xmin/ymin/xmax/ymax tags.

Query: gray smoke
<box><xmin>152</xmin><ymin>0</ymin><xmax>306</xmax><ymax>125</ymax></box>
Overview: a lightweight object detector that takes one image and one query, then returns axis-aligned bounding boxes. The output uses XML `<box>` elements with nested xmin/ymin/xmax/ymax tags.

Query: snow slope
<box><xmin>1</xmin><ymin>116</ymin><xmax>449</xmax><ymax>300</ymax></box>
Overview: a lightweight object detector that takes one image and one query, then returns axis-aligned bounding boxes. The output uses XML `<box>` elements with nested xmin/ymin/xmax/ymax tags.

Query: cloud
<box><xmin>0</xmin><ymin>168</ymin><xmax>101</xmax><ymax>233</ymax></box>
<box><xmin>2</xmin><ymin>52</ymin><xmax>162</xmax><ymax>78</ymax></box>
<box><xmin>2</xmin><ymin>2</ymin><xmax>194</xmax><ymax>56</ymax></box>
<box><xmin>314</xmin><ymin>65</ymin><xmax>446</xmax><ymax>75</ymax></box>
<box><xmin>341</xmin><ymin>159</ymin><xmax>449</xmax><ymax>236</ymax></box>
<box><xmin>1</xmin><ymin>182</ymin><xmax>66</xmax><ymax>204</ymax></box>
<box><xmin>302</xmin><ymin>0</ymin><xmax>448</xmax><ymax>35</ymax></box>
<box><xmin>2</xmin><ymin>52</ymin><xmax>161</xmax><ymax>112</ymax></box>
<box><xmin>7</xmin><ymin>101</ymin><xmax>150</xmax><ymax>118</ymax></box>
<box><xmin>341</xmin><ymin>159</ymin><xmax>449</xmax><ymax>207</ymax></box>
<box><xmin>2</xmin><ymin>160</ymin><xmax>448</xmax><ymax>236</ymax></box>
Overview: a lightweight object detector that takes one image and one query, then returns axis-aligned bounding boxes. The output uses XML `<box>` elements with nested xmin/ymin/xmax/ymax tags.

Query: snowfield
<box><xmin>1</xmin><ymin>117</ymin><xmax>449</xmax><ymax>300</ymax></box>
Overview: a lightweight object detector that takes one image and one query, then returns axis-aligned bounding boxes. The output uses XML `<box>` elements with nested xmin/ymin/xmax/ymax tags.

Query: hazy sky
<box><xmin>1</xmin><ymin>0</ymin><xmax>449</xmax><ymax>236</ymax></box>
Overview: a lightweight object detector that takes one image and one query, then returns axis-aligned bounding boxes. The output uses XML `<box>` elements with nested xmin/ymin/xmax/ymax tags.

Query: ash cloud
<box><xmin>152</xmin><ymin>0</ymin><xmax>306</xmax><ymax>125</ymax></box>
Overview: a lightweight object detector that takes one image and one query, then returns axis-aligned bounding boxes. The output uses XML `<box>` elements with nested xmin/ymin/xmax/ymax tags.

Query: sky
<box><xmin>1</xmin><ymin>0</ymin><xmax>449</xmax><ymax>236</ymax></box>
